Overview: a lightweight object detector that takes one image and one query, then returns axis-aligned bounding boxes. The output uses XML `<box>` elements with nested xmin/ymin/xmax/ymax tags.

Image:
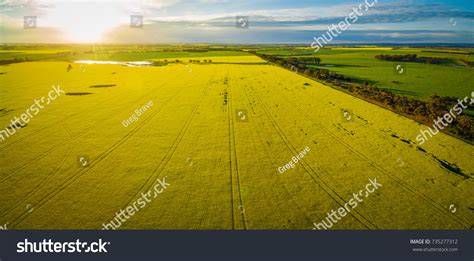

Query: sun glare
<box><xmin>46</xmin><ymin>2</ymin><xmax>125</xmax><ymax>43</ymax></box>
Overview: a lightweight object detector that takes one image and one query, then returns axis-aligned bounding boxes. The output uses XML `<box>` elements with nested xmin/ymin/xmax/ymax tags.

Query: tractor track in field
<box><xmin>0</xmin><ymin>84</ymin><xmax>127</xmax><ymax>152</ymax></box>
<box><xmin>238</xmin><ymin>69</ymin><xmax>313</xmax><ymax>228</ymax></box>
<box><xmin>0</xmin><ymin>67</ymin><xmax>186</xmax><ymax>153</ymax></box>
<box><xmin>245</xmin><ymin>83</ymin><xmax>378</xmax><ymax>229</ymax></box>
<box><xmin>0</xmin><ymin>65</ymin><xmax>153</xmax><ymax>152</ymax></box>
<box><xmin>0</xmin><ymin>79</ymin><xmax>187</xmax><ymax>183</ymax></box>
<box><xmin>321</xmin><ymin>125</ymin><xmax>472</xmax><ymax>228</ymax></box>
<box><xmin>0</xmin><ymin>70</ymin><xmax>187</xmax><ymax>184</ymax></box>
<box><xmin>7</xmin><ymin>76</ymin><xmax>194</xmax><ymax>228</ymax></box>
<box><xmin>226</xmin><ymin>71</ymin><xmax>247</xmax><ymax>230</ymax></box>
<box><xmin>281</xmin><ymin>76</ymin><xmax>471</xmax><ymax>181</ymax></box>
<box><xmin>0</xmin><ymin>140</ymin><xmax>72</xmax><ymax>184</ymax></box>
<box><xmin>103</xmin><ymin>72</ymin><xmax>218</xmax><ymax>229</ymax></box>
<box><xmin>266</xmin><ymin>68</ymin><xmax>472</xmax><ymax>229</ymax></box>
<box><xmin>263</xmin><ymin>68</ymin><xmax>472</xmax><ymax>229</ymax></box>
<box><xmin>0</xmin><ymin>144</ymin><xmax>73</xmax><ymax>220</ymax></box>
<box><xmin>292</xmin><ymin>100</ymin><xmax>472</xmax><ymax>229</ymax></box>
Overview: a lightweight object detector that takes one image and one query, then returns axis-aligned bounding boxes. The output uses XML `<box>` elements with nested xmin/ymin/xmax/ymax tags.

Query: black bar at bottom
<box><xmin>0</xmin><ymin>230</ymin><xmax>472</xmax><ymax>261</ymax></box>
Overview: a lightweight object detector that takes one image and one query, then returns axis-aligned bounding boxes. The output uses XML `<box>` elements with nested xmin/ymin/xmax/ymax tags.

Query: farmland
<box><xmin>0</xmin><ymin>45</ymin><xmax>473</xmax><ymax>229</ymax></box>
<box><xmin>255</xmin><ymin>46</ymin><xmax>474</xmax><ymax>100</ymax></box>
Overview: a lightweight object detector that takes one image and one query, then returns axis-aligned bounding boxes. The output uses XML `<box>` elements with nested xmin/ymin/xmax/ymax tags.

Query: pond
<box><xmin>74</xmin><ymin>60</ymin><xmax>153</xmax><ymax>67</ymax></box>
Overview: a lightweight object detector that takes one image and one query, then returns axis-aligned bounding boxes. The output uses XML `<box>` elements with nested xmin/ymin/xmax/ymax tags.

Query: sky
<box><xmin>0</xmin><ymin>0</ymin><xmax>473</xmax><ymax>44</ymax></box>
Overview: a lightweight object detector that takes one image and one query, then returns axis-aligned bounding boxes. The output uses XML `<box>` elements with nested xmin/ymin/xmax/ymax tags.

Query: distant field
<box><xmin>0</xmin><ymin>51</ymin><xmax>472</xmax><ymax>229</ymax></box>
<box><xmin>0</xmin><ymin>48</ymin><xmax>251</xmax><ymax>62</ymax></box>
<box><xmin>78</xmin><ymin>51</ymin><xmax>252</xmax><ymax>61</ymax></box>
<box><xmin>257</xmin><ymin>47</ymin><xmax>474</xmax><ymax>100</ymax></box>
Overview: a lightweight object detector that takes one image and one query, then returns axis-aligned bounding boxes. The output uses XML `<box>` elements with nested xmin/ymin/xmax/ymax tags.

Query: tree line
<box><xmin>375</xmin><ymin>54</ymin><xmax>449</xmax><ymax>65</ymax></box>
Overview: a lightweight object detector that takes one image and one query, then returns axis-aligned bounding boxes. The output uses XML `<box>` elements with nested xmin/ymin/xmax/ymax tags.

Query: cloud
<box><xmin>1</xmin><ymin>0</ymin><xmax>473</xmax><ymax>44</ymax></box>
<box><xmin>144</xmin><ymin>2</ymin><xmax>474</xmax><ymax>27</ymax></box>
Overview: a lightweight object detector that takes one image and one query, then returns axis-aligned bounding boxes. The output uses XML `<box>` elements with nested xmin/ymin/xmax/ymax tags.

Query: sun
<box><xmin>45</xmin><ymin>2</ymin><xmax>126</xmax><ymax>43</ymax></box>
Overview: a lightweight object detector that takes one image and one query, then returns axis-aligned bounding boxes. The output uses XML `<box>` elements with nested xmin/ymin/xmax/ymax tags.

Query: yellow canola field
<box><xmin>0</xmin><ymin>56</ymin><xmax>472</xmax><ymax>229</ymax></box>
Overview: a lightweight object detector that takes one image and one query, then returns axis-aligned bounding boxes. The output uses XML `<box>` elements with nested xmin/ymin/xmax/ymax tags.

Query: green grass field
<box><xmin>0</xmin><ymin>45</ymin><xmax>473</xmax><ymax>229</ymax></box>
<box><xmin>257</xmin><ymin>47</ymin><xmax>474</xmax><ymax>100</ymax></box>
